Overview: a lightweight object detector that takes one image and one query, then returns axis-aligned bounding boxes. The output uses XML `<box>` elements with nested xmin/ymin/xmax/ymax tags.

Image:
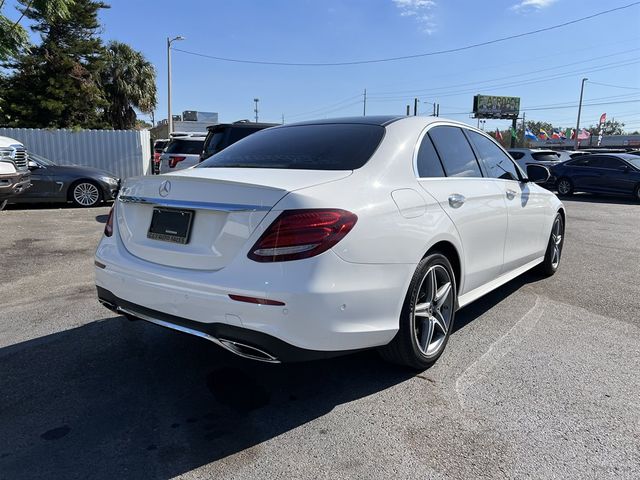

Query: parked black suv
<box><xmin>199</xmin><ymin>121</ymin><xmax>278</xmax><ymax>162</ymax></box>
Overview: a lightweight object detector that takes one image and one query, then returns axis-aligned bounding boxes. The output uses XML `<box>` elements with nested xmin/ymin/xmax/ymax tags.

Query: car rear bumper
<box><xmin>95</xmin><ymin>235</ymin><xmax>413</xmax><ymax>358</ymax></box>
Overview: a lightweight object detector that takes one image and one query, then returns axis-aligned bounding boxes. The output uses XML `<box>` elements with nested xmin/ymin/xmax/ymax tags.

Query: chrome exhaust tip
<box><xmin>218</xmin><ymin>338</ymin><xmax>279</xmax><ymax>363</ymax></box>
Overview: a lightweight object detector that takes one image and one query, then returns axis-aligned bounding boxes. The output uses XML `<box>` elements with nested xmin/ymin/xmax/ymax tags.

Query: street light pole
<box><xmin>574</xmin><ymin>77</ymin><xmax>588</xmax><ymax>149</ymax></box>
<box><xmin>254</xmin><ymin>98</ymin><xmax>259</xmax><ymax>123</ymax></box>
<box><xmin>167</xmin><ymin>35</ymin><xmax>185</xmax><ymax>136</ymax></box>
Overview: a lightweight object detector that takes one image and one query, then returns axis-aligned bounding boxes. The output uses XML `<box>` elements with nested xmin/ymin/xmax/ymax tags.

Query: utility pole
<box><xmin>406</xmin><ymin>105</ymin><xmax>410</xmax><ymax>116</ymax></box>
<box><xmin>521</xmin><ymin>112</ymin><xmax>526</xmax><ymax>147</ymax></box>
<box><xmin>436</xmin><ymin>103</ymin><xmax>439</xmax><ymax>117</ymax></box>
<box><xmin>574</xmin><ymin>77</ymin><xmax>588</xmax><ymax>149</ymax></box>
<box><xmin>167</xmin><ymin>35</ymin><xmax>185</xmax><ymax>136</ymax></box>
<box><xmin>363</xmin><ymin>88</ymin><xmax>367</xmax><ymax>116</ymax></box>
<box><xmin>433</xmin><ymin>103</ymin><xmax>436</xmax><ymax>116</ymax></box>
<box><xmin>254</xmin><ymin>98</ymin><xmax>260</xmax><ymax>123</ymax></box>
<box><xmin>413</xmin><ymin>98</ymin><xmax>418</xmax><ymax>116</ymax></box>
<box><xmin>281</xmin><ymin>113</ymin><xmax>285</xmax><ymax>124</ymax></box>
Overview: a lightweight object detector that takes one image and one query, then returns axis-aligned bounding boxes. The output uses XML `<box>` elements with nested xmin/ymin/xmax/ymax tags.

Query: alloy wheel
<box><xmin>413</xmin><ymin>265</ymin><xmax>454</xmax><ymax>357</ymax></box>
<box><xmin>550</xmin><ymin>216</ymin><xmax>563</xmax><ymax>268</ymax></box>
<box><xmin>558</xmin><ymin>180</ymin><xmax>571</xmax><ymax>195</ymax></box>
<box><xmin>73</xmin><ymin>182</ymin><xmax>100</xmax><ymax>207</ymax></box>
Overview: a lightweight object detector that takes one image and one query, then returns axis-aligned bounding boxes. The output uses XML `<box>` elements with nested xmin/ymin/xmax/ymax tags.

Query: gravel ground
<box><xmin>0</xmin><ymin>195</ymin><xmax>638</xmax><ymax>480</ymax></box>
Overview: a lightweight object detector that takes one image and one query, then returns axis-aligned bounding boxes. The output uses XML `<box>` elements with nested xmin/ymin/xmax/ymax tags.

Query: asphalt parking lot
<box><xmin>1</xmin><ymin>197</ymin><xmax>639</xmax><ymax>480</ymax></box>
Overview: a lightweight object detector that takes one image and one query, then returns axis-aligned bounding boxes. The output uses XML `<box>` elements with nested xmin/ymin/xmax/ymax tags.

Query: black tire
<box><xmin>70</xmin><ymin>180</ymin><xmax>102</xmax><ymax>207</ymax></box>
<box><xmin>379</xmin><ymin>253</ymin><xmax>457</xmax><ymax>370</ymax></box>
<box><xmin>537</xmin><ymin>213</ymin><xmax>564</xmax><ymax>277</ymax></box>
<box><xmin>556</xmin><ymin>177</ymin><xmax>573</xmax><ymax>196</ymax></box>
<box><xmin>634</xmin><ymin>184</ymin><xmax>640</xmax><ymax>203</ymax></box>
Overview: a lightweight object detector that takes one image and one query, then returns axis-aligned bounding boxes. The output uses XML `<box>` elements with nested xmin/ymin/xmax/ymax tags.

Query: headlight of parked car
<box><xmin>101</xmin><ymin>176</ymin><xmax>119</xmax><ymax>185</ymax></box>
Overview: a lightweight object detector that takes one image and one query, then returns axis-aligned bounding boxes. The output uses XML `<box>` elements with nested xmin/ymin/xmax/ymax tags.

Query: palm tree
<box><xmin>101</xmin><ymin>41</ymin><xmax>156</xmax><ymax>130</ymax></box>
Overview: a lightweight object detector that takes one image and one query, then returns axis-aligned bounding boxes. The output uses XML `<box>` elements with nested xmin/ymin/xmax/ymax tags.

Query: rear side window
<box><xmin>567</xmin><ymin>157</ymin><xmax>593</xmax><ymax>167</ymax></box>
<box><xmin>467</xmin><ymin>131</ymin><xmax>519</xmax><ymax>181</ymax></box>
<box><xmin>429</xmin><ymin>126</ymin><xmax>482</xmax><ymax>178</ymax></box>
<box><xmin>199</xmin><ymin>124</ymin><xmax>385</xmax><ymax>170</ymax></box>
<box><xmin>531</xmin><ymin>152</ymin><xmax>560</xmax><ymax>162</ymax></box>
<box><xmin>203</xmin><ymin>130</ymin><xmax>227</xmax><ymax>156</ymax></box>
<box><xmin>165</xmin><ymin>139</ymin><xmax>205</xmax><ymax>155</ymax></box>
<box><xmin>416</xmin><ymin>133</ymin><xmax>445</xmax><ymax>177</ymax></box>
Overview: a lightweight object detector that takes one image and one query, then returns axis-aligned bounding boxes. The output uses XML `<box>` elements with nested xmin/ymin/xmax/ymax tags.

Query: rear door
<box><xmin>563</xmin><ymin>156</ymin><xmax>598</xmax><ymax>191</ymax></box>
<box><xmin>466</xmin><ymin>130</ymin><xmax>549</xmax><ymax>272</ymax></box>
<box><xmin>416</xmin><ymin>125</ymin><xmax>508</xmax><ymax>295</ymax></box>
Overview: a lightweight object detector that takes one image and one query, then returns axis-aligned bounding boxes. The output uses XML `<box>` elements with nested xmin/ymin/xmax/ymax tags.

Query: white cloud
<box><xmin>511</xmin><ymin>0</ymin><xmax>558</xmax><ymax>12</ymax></box>
<box><xmin>392</xmin><ymin>0</ymin><xmax>437</xmax><ymax>34</ymax></box>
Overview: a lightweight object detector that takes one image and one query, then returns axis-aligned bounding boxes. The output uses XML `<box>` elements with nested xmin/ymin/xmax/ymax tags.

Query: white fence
<box><xmin>0</xmin><ymin>128</ymin><xmax>151</xmax><ymax>179</ymax></box>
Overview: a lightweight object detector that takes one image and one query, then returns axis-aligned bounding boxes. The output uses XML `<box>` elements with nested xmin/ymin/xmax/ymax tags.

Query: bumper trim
<box><xmin>97</xmin><ymin>286</ymin><xmax>361</xmax><ymax>363</ymax></box>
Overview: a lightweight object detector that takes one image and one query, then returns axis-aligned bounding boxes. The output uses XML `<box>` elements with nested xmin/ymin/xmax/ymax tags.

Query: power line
<box><xmin>172</xmin><ymin>3</ymin><xmax>640</xmax><ymax>67</ymax></box>
<box><xmin>367</xmin><ymin>47</ymin><xmax>640</xmax><ymax>98</ymax></box>
<box><xmin>587</xmin><ymin>80</ymin><xmax>640</xmax><ymax>90</ymax></box>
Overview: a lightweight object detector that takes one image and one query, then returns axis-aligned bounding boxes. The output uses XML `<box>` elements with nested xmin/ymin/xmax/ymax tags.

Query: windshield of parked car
<box><xmin>531</xmin><ymin>152</ymin><xmax>561</xmax><ymax>162</ymax></box>
<box><xmin>29</xmin><ymin>153</ymin><xmax>57</xmax><ymax>166</ymax></box>
<box><xmin>198</xmin><ymin>124</ymin><xmax>385</xmax><ymax>170</ymax></box>
<box><xmin>622</xmin><ymin>156</ymin><xmax>640</xmax><ymax>170</ymax></box>
<box><xmin>164</xmin><ymin>139</ymin><xmax>205</xmax><ymax>155</ymax></box>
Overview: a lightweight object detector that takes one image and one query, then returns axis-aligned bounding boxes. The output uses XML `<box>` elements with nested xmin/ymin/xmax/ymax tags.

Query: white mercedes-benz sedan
<box><xmin>95</xmin><ymin>116</ymin><xmax>565</xmax><ymax>369</ymax></box>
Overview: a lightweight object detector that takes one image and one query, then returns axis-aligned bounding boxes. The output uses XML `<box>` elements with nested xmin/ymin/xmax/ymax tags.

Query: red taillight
<box><xmin>104</xmin><ymin>206</ymin><xmax>114</xmax><ymax>237</ymax></box>
<box><xmin>248</xmin><ymin>209</ymin><xmax>357</xmax><ymax>262</ymax></box>
<box><xmin>169</xmin><ymin>156</ymin><xmax>186</xmax><ymax>168</ymax></box>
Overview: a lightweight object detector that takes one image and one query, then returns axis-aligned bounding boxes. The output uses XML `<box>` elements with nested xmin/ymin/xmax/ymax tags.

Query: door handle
<box><xmin>448</xmin><ymin>193</ymin><xmax>465</xmax><ymax>208</ymax></box>
<box><xmin>506</xmin><ymin>189</ymin><xmax>517</xmax><ymax>200</ymax></box>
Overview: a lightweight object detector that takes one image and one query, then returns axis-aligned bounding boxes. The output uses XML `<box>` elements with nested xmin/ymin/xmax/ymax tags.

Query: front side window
<box><xmin>199</xmin><ymin>124</ymin><xmax>385</xmax><ymax>170</ymax></box>
<box><xmin>428</xmin><ymin>126</ymin><xmax>482</xmax><ymax>178</ymax></box>
<box><xmin>597</xmin><ymin>157</ymin><xmax>626</xmax><ymax>170</ymax></box>
<box><xmin>509</xmin><ymin>151</ymin><xmax>525</xmax><ymax>160</ymax></box>
<box><xmin>416</xmin><ymin>133</ymin><xmax>445</xmax><ymax>178</ymax></box>
<box><xmin>467</xmin><ymin>130</ymin><xmax>519</xmax><ymax>181</ymax></box>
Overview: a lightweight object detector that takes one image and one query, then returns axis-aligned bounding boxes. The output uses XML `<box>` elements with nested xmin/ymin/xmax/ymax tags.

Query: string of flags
<box><xmin>493</xmin><ymin>112</ymin><xmax>606</xmax><ymax>143</ymax></box>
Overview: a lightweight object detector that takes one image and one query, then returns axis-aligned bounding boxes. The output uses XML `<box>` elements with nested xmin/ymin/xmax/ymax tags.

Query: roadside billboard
<box><xmin>473</xmin><ymin>95</ymin><xmax>520</xmax><ymax>119</ymax></box>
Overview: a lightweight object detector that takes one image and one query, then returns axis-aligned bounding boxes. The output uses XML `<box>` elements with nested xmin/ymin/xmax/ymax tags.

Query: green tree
<box><xmin>525</xmin><ymin>120</ymin><xmax>554</xmax><ymax>135</ymax></box>
<box><xmin>587</xmin><ymin>119</ymin><xmax>625</xmax><ymax>136</ymax></box>
<box><xmin>0</xmin><ymin>0</ymin><xmax>73</xmax><ymax>61</ymax></box>
<box><xmin>0</xmin><ymin>0</ymin><xmax>109</xmax><ymax>128</ymax></box>
<box><xmin>100</xmin><ymin>41</ymin><xmax>157</xmax><ymax>130</ymax></box>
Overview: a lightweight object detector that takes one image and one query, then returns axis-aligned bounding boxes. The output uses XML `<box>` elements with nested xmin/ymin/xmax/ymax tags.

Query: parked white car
<box><xmin>508</xmin><ymin>148</ymin><xmax>563</xmax><ymax>170</ymax></box>
<box><xmin>96</xmin><ymin>116</ymin><xmax>565</xmax><ymax>369</ymax></box>
<box><xmin>0</xmin><ymin>135</ymin><xmax>31</xmax><ymax>209</ymax></box>
<box><xmin>158</xmin><ymin>135</ymin><xmax>205</xmax><ymax>174</ymax></box>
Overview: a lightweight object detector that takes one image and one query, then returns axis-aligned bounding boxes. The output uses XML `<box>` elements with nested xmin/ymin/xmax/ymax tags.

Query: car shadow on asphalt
<box><xmin>0</xmin><ymin>316</ymin><xmax>414</xmax><ymax>479</ymax></box>
<box><xmin>0</xmin><ymin>270</ymin><xmax>547</xmax><ymax>479</ymax></box>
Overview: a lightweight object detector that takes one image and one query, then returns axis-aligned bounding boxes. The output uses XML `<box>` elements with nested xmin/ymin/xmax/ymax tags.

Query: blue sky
<box><xmin>6</xmin><ymin>0</ymin><xmax>640</xmax><ymax>132</ymax></box>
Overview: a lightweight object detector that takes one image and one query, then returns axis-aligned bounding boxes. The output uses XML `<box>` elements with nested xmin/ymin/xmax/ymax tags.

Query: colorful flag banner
<box><xmin>495</xmin><ymin>128</ymin><xmax>503</xmax><ymax>141</ymax></box>
<box><xmin>525</xmin><ymin>129</ymin><xmax>537</xmax><ymax>140</ymax></box>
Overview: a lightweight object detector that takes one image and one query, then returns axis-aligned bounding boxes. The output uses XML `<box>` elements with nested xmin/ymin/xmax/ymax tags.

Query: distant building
<box><xmin>151</xmin><ymin>111</ymin><xmax>219</xmax><ymax>138</ymax></box>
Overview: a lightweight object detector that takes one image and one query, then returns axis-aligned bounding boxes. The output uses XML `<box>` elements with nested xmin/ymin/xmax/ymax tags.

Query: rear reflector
<box><xmin>248</xmin><ymin>209</ymin><xmax>357</xmax><ymax>262</ymax></box>
<box><xmin>104</xmin><ymin>206</ymin><xmax>114</xmax><ymax>237</ymax></box>
<box><xmin>169</xmin><ymin>156</ymin><xmax>187</xmax><ymax>168</ymax></box>
<box><xmin>228</xmin><ymin>294</ymin><xmax>285</xmax><ymax>306</ymax></box>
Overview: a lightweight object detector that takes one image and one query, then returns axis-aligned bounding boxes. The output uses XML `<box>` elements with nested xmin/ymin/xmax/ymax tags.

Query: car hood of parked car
<box><xmin>43</xmin><ymin>164</ymin><xmax>118</xmax><ymax>179</ymax></box>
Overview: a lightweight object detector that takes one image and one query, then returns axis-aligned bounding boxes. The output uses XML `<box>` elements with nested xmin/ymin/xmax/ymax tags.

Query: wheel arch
<box><xmin>423</xmin><ymin>240</ymin><xmax>462</xmax><ymax>295</ymax></box>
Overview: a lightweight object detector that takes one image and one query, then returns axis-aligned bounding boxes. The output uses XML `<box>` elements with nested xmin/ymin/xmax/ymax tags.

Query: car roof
<box><xmin>285</xmin><ymin>116</ymin><xmax>405</xmax><ymax>127</ymax></box>
<box><xmin>206</xmin><ymin>122</ymin><xmax>279</xmax><ymax>131</ymax></box>
<box><xmin>587</xmin><ymin>153</ymin><xmax>638</xmax><ymax>161</ymax></box>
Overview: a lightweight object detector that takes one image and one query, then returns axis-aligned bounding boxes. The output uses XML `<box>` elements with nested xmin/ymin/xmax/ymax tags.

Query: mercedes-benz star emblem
<box><xmin>159</xmin><ymin>180</ymin><xmax>171</xmax><ymax>197</ymax></box>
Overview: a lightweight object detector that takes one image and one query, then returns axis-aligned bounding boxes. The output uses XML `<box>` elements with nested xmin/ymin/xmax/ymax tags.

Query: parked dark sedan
<box><xmin>11</xmin><ymin>153</ymin><xmax>120</xmax><ymax>207</ymax></box>
<box><xmin>552</xmin><ymin>153</ymin><xmax>640</xmax><ymax>201</ymax></box>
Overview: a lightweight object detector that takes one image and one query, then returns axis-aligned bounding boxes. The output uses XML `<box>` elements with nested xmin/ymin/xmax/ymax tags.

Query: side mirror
<box><xmin>27</xmin><ymin>160</ymin><xmax>40</xmax><ymax>170</ymax></box>
<box><xmin>526</xmin><ymin>164</ymin><xmax>550</xmax><ymax>184</ymax></box>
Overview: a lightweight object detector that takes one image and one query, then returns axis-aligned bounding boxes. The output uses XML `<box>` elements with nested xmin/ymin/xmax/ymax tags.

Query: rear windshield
<box><xmin>165</xmin><ymin>139</ymin><xmax>204</xmax><ymax>155</ymax></box>
<box><xmin>531</xmin><ymin>152</ymin><xmax>560</xmax><ymax>162</ymax></box>
<box><xmin>198</xmin><ymin>124</ymin><xmax>385</xmax><ymax>170</ymax></box>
